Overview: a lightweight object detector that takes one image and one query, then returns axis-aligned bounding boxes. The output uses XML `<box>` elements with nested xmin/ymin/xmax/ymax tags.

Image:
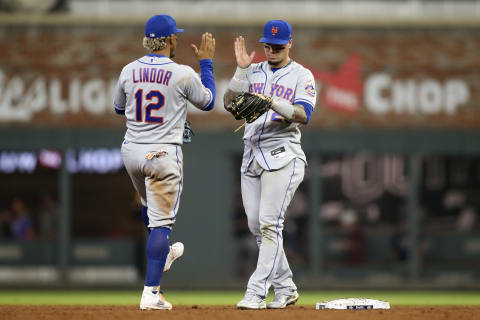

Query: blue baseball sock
<box><xmin>141</xmin><ymin>205</ymin><xmax>151</xmax><ymax>234</ymax></box>
<box><xmin>145</xmin><ymin>227</ymin><xmax>171</xmax><ymax>287</ymax></box>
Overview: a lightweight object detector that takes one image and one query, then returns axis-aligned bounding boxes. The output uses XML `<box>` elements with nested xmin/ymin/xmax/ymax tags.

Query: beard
<box><xmin>267</xmin><ymin>59</ymin><xmax>281</xmax><ymax>67</ymax></box>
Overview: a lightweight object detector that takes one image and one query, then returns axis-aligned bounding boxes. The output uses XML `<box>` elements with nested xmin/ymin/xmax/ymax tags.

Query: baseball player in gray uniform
<box><xmin>224</xmin><ymin>20</ymin><xmax>316</xmax><ymax>309</ymax></box>
<box><xmin>114</xmin><ymin>14</ymin><xmax>216</xmax><ymax>310</ymax></box>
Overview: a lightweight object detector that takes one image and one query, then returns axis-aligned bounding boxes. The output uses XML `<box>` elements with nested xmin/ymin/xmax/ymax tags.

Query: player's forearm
<box><xmin>291</xmin><ymin>104</ymin><xmax>308</xmax><ymax>123</ymax></box>
<box><xmin>199</xmin><ymin>59</ymin><xmax>216</xmax><ymax>111</ymax></box>
<box><xmin>271</xmin><ymin>101</ymin><xmax>311</xmax><ymax>124</ymax></box>
<box><xmin>224</xmin><ymin>66</ymin><xmax>249</xmax><ymax>106</ymax></box>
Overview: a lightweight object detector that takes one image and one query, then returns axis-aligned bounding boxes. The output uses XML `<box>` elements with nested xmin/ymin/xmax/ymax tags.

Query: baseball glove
<box><xmin>183</xmin><ymin>119</ymin><xmax>195</xmax><ymax>144</ymax></box>
<box><xmin>226</xmin><ymin>92</ymin><xmax>273</xmax><ymax>123</ymax></box>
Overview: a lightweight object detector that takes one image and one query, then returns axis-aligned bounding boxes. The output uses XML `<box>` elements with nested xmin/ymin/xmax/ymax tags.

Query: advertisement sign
<box><xmin>0</xmin><ymin>26</ymin><xmax>478</xmax><ymax>129</ymax></box>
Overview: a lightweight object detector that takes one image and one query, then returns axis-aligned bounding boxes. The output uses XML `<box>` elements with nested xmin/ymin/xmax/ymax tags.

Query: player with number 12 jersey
<box><xmin>114</xmin><ymin>39</ymin><xmax>215</xmax><ymax>144</ymax></box>
<box><xmin>114</xmin><ymin>14</ymin><xmax>216</xmax><ymax>310</ymax></box>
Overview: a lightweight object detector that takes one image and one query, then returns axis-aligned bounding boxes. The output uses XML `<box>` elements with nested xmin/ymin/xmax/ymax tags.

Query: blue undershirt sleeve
<box><xmin>199</xmin><ymin>59</ymin><xmax>216</xmax><ymax>111</ymax></box>
<box><xmin>296</xmin><ymin>101</ymin><xmax>313</xmax><ymax>124</ymax></box>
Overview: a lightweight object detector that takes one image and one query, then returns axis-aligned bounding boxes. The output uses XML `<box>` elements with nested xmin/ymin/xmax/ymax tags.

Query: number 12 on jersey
<box><xmin>135</xmin><ymin>89</ymin><xmax>166</xmax><ymax>123</ymax></box>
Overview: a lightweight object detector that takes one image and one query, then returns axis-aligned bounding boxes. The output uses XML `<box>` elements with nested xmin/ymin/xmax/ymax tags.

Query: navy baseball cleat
<box><xmin>163</xmin><ymin>242</ymin><xmax>184</xmax><ymax>272</ymax></box>
<box><xmin>267</xmin><ymin>292</ymin><xmax>299</xmax><ymax>309</ymax></box>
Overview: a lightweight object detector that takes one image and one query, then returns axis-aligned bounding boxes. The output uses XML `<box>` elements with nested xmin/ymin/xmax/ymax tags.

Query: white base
<box><xmin>316</xmin><ymin>298</ymin><xmax>390</xmax><ymax>310</ymax></box>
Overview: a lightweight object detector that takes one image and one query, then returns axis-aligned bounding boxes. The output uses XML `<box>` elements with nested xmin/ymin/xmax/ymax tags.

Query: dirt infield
<box><xmin>1</xmin><ymin>305</ymin><xmax>479</xmax><ymax>320</ymax></box>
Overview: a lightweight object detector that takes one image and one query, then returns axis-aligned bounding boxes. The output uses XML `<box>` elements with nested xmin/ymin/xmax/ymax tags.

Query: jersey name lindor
<box><xmin>132</xmin><ymin>67</ymin><xmax>173</xmax><ymax>85</ymax></box>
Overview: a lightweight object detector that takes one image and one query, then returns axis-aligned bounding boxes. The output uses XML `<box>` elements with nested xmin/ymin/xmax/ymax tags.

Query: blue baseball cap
<box><xmin>259</xmin><ymin>20</ymin><xmax>292</xmax><ymax>45</ymax></box>
<box><xmin>145</xmin><ymin>14</ymin><xmax>184</xmax><ymax>38</ymax></box>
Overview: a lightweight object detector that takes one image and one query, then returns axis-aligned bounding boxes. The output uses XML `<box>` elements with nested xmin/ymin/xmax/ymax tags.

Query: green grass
<box><xmin>0</xmin><ymin>290</ymin><xmax>479</xmax><ymax>306</ymax></box>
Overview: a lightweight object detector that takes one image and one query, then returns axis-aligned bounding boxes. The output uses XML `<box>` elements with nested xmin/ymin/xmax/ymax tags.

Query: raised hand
<box><xmin>234</xmin><ymin>36</ymin><xmax>255</xmax><ymax>69</ymax></box>
<box><xmin>191</xmin><ymin>32</ymin><xmax>215</xmax><ymax>61</ymax></box>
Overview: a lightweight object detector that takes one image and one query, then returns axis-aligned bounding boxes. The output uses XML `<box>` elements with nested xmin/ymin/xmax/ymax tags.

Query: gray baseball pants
<box><xmin>121</xmin><ymin>141</ymin><xmax>183</xmax><ymax>228</ymax></box>
<box><xmin>241</xmin><ymin>157</ymin><xmax>305</xmax><ymax>298</ymax></box>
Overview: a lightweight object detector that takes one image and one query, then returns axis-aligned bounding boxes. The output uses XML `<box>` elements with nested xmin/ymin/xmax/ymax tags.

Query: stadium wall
<box><xmin>1</xmin><ymin>19</ymin><xmax>480</xmax><ymax>288</ymax></box>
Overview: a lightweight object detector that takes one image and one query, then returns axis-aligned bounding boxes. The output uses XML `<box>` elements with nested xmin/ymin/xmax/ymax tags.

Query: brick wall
<box><xmin>1</xmin><ymin>25</ymin><xmax>479</xmax><ymax>129</ymax></box>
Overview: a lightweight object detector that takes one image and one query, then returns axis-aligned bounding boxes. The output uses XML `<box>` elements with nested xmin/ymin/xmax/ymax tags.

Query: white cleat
<box><xmin>140</xmin><ymin>288</ymin><xmax>173</xmax><ymax>310</ymax></box>
<box><xmin>237</xmin><ymin>293</ymin><xmax>266</xmax><ymax>310</ymax></box>
<box><xmin>163</xmin><ymin>242</ymin><xmax>184</xmax><ymax>272</ymax></box>
<box><xmin>267</xmin><ymin>292</ymin><xmax>299</xmax><ymax>309</ymax></box>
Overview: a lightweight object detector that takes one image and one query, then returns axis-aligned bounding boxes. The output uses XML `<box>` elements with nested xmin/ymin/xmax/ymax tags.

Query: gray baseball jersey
<box><xmin>240</xmin><ymin>60</ymin><xmax>317</xmax><ymax>172</ymax></box>
<box><xmin>114</xmin><ymin>54</ymin><xmax>213</xmax><ymax>144</ymax></box>
<box><xmin>115</xmin><ymin>54</ymin><xmax>214</xmax><ymax>228</ymax></box>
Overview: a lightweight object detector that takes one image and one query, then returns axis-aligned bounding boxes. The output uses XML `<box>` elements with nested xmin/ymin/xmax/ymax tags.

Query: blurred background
<box><xmin>0</xmin><ymin>0</ymin><xmax>479</xmax><ymax>290</ymax></box>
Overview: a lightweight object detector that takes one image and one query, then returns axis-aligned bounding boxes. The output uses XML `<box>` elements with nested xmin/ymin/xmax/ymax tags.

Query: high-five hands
<box><xmin>191</xmin><ymin>32</ymin><xmax>215</xmax><ymax>60</ymax></box>
<box><xmin>234</xmin><ymin>36</ymin><xmax>255</xmax><ymax>69</ymax></box>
